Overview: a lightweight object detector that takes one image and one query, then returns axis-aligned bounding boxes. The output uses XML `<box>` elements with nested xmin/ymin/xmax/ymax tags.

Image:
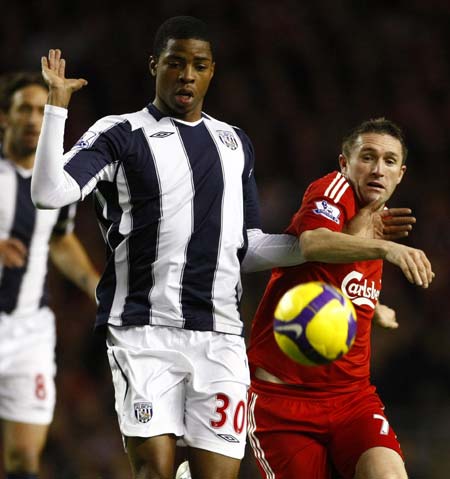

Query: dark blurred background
<box><xmin>1</xmin><ymin>0</ymin><xmax>449</xmax><ymax>477</ymax></box>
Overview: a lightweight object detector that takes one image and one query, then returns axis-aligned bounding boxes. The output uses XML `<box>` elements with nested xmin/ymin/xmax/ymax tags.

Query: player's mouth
<box><xmin>175</xmin><ymin>89</ymin><xmax>194</xmax><ymax>106</ymax></box>
<box><xmin>23</xmin><ymin>130</ymin><xmax>40</xmax><ymax>141</ymax></box>
<box><xmin>366</xmin><ymin>181</ymin><xmax>385</xmax><ymax>191</ymax></box>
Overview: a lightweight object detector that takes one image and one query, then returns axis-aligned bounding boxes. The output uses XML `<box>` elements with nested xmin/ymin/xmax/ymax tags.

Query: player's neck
<box><xmin>3</xmin><ymin>140</ymin><xmax>35</xmax><ymax>170</ymax></box>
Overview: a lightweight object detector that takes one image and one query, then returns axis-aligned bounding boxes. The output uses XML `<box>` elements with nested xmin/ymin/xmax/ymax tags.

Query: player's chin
<box><xmin>364</xmin><ymin>191</ymin><xmax>386</xmax><ymax>205</ymax></box>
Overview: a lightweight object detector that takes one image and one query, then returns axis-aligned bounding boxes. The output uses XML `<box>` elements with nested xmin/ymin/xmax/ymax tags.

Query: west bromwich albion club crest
<box><xmin>134</xmin><ymin>402</ymin><xmax>153</xmax><ymax>423</ymax></box>
<box><xmin>217</xmin><ymin>130</ymin><xmax>238</xmax><ymax>150</ymax></box>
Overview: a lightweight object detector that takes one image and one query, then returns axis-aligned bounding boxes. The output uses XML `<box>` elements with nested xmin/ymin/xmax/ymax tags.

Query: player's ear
<box><xmin>338</xmin><ymin>154</ymin><xmax>348</xmax><ymax>173</ymax></box>
<box><xmin>149</xmin><ymin>56</ymin><xmax>158</xmax><ymax>77</ymax></box>
<box><xmin>396</xmin><ymin>164</ymin><xmax>407</xmax><ymax>185</ymax></box>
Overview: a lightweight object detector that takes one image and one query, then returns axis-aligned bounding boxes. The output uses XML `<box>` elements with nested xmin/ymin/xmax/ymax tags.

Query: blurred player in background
<box><xmin>247</xmin><ymin>118</ymin><xmax>434</xmax><ymax>479</ymax></box>
<box><xmin>0</xmin><ymin>72</ymin><xmax>99</xmax><ymax>479</ymax></box>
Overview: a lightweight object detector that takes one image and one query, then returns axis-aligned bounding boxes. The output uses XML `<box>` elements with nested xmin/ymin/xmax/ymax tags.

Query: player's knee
<box><xmin>5</xmin><ymin>443</ymin><xmax>40</xmax><ymax>473</ymax></box>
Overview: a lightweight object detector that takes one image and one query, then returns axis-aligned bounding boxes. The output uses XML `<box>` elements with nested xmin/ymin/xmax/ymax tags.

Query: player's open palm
<box><xmin>41</xmin><ymin>49</ymin><xmax>88</xmax><ymax>108</ymax></box>
<box><xmin>385</xmin><ymin>243</ymin><xmax>434</xmax><ymax>288</ymax></box>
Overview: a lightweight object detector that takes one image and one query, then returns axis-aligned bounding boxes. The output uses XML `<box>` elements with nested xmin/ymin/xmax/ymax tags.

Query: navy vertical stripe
<box><xmin>178</xmin><ymin>122</ymin><xmax>223</xmax><ymax>330</ymax></box>
<box><xmin>121</xmin><ymin>129</ymin><xmax>162</xmax><ymax>326</ymax></box>
<box><xmin>0</xmin><ymin>174</ymin><xmax>36</xmax><ymax>313</ymax></box>
<box><xmin>94</xmin><ymin>182</ymin><xmax>120</xmax><ymax>326</ymax></box>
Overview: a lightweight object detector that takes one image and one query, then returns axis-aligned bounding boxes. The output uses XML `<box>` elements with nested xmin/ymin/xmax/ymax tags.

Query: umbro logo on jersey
<box><xmin>216</xmin><ymin>433</ymin><xmax>240</xmax><ymax>443</ymax></box>
<box><xmin>150</xmin><ymin>131</ymin><xmax>174</xmax><ymax>138</ymax></box>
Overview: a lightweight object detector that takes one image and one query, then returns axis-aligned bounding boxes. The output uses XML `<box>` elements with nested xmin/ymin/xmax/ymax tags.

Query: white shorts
<box><xmin>0</xmin><ymin>307</ymin><xmax>56</xmax><ymax>425</ymax></box>
<box><xmin>107</xmin><ymin>325</ymin><xmax>250</xmax><ymax>459</ymax></box>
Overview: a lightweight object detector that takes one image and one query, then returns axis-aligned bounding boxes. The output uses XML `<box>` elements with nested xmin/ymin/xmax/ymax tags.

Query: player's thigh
<box><xmin>188</xmin><ymin>446</ymin><xmax>241</xmax><ymax>479</ymax></box>
<box><xmin>127</xmin><ymin>433</ymin><xmax>177</xmax><ymax>478</ymax></box>
<box><xmin>249</xmin><ymin>428</ymin><xmax>330</xmax><ymax>479</ymax></box>
<box><xmin>247</xmin><ymin>386</ymin><xmax>332</xmax><ymax>479</ymax></box>
<box><xmin>330</xmin><ymin>390</ymin><xmax>404</xmax><ymax>479</ymax></box>
<box><xmin>183</xmin><ymin>332</ymin><xmax>249</xmax><ymax>461</ymax></box>
<box><xmin>354</xmin><ymin>447</ymin><xmax>407</xmax><ymax>479</ymax></box>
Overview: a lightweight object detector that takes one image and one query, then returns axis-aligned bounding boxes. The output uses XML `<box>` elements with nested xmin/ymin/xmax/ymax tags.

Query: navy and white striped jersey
<box><xmin>63</xmin><ymin>104</ymin><xmax>261</xmax><ymax>335</ymax></box>
<box><xmin>0</xmin><ymin>156</ymin><xmax>76</xmax><ymax>317</ymax></box>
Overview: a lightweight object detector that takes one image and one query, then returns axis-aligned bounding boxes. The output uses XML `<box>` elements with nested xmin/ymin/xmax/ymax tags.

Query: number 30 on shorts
<box><xmin>210</xmin><ymin>393</ymin><xmax>246</xmax><ymax>434</ymax></box>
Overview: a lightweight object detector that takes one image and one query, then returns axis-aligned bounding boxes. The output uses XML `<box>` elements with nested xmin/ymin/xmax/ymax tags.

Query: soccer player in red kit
<box><xmin>247</xmin><ymin>118</ymin><xmax>434</xmax><ymax>479</ymax></box>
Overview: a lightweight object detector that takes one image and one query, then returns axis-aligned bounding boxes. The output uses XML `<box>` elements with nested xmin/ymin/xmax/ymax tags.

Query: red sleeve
<box><xmin>287</xmin><ymin>171</ymin><xmax>356</xmax><ymax>236</ymax></box>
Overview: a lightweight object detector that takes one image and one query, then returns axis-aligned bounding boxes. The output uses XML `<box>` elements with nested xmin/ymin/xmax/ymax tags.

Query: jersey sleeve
<box><xmin>63</xmin><ymin>116</ymin><xmax>132</xmax><ymax>200</ymax></box>
<box><xmin>289</xmin><ymin>171</ymin><xmax>355</xmax><ymax>236</ymax></box>
<box><xmin>51</xmin><ymin>203</ymin><xmax>77</xmax><ymax>237</ymax></box>
<box><xmin>234</xmin><ymin>127</ymin><xmax>262</xmax><ymax>230</ymax></box>
<box><xmin>32</xmin><ymin>106</ymin><xmax>132</xmax><ymax>209</ymax></box>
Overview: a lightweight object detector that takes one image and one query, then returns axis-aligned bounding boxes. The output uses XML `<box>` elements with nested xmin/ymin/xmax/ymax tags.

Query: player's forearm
<box><xmin>31</xmin><ymin>105</ymin><xmax>80</xmax><ymax>209</ymax></box>
<box><xmin>242</xmin><ymin>229</ymin><xmax>305</xmax><ymax>273</ymax></box>
<box><xmin>50</xmin><ymin>233</ymin><xmax>99</xmax><ymax>301</ymax></box>
<box><xmin>300</xmin><ymin>228</ymin><xmax>389</xmax><ymax>263</ymax></box>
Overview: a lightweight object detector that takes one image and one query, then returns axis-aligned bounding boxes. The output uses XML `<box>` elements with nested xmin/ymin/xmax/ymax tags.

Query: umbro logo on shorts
<box><xmin>150</xmin><ymin>131</ymin><xmax>174</xmax><ymax>138</ymax></box>
<box><xmin>134</xmin><ymin>402</ymin><xmax>153</xmax><ymax>423</ymax></box>
<box><xmin>216</xmin><ymin>433</ymin><xmax>239</xmax><ymax>443</ymax></box>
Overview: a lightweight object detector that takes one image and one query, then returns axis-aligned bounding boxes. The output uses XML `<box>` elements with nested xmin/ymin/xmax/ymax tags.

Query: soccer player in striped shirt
<box><xmin>30</xmin><ymin>16</ymin><xmax>310</xmax><ymax>479</ymax></box>
<box><xmin>247</xmin><ymin>118</ymin><xmax>434</xmax><ymax>479</ymax></box>
<box><xmin>0</xmin><ymin>72</ymin><xmax>99</xmax><ymax>479</ymax></box>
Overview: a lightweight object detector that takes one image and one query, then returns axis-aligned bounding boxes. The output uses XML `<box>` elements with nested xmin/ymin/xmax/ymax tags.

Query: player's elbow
<box><xmin>31</xmin><ymin>186</ymin><xmax>64</xmax><ymax>210</ymax></box>
<box><xmin>299</xmin><ymin>229</ymin><xmax>328</xmax><ymax>262</ymax></box>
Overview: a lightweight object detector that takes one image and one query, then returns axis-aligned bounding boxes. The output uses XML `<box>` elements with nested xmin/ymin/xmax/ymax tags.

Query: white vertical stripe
<box><xmin>146</xmin><ymin>120</ymin><xmax>194</xmax><ymax>325</ymax></box>
<box><xmin>109</xmin><ymin>239</ymin><xmax>129</xmax><ymax>322</ymax></box>
<box><xmin>324</xmin><ymin>172</ymin><xmax>341</xmax><ymax>197</ymax></box>
<box><xmin>117</xmin><ymin>166</ymin><xmax>133</xmax><ymax>236</ymax></box>
<box><xmin>109</xmin><ymin>165</ymin><xmax>132</xmax><ymax>321</ymax></box>
<box><xmin>247</xmin><ymin>392</ymin><xmax>276</xmax><ymax>479</ymax></box>
<box><xmin>205</xmin><ymin>122</ymin><xmax>244</xmax><ymax>330</ymax></box>
<box><xmin>0</xmin><ymin>163</ymin><xmax>17</xmax><ymax>280</ymax></box>
<box><xmin>16</xmin><ymin>209</ymin><xmax>58</xmax><ymax>315</ymax></box>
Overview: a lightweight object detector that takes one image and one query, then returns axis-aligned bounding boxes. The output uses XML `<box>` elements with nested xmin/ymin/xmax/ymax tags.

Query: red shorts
<box><xmin>247</xmin><ymin>378</ymin><xmax>404</xmax><ymax>479</ymax></box>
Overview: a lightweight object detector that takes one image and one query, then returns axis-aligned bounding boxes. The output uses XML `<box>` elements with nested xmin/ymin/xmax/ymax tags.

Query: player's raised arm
<box><xmin>41</xmin><ymin>49</ymin><xmax>88</xmax><ymax>108</ymax></box>
<box><xmin>31</xmin><ymin>49</ymin><xmax>84</xmax><ymax>209</ymax></box>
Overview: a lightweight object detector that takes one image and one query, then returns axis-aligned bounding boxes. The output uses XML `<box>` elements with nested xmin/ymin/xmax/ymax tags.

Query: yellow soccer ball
<box><xmin>273</xmin><ymin>282</ymin><xmax>357</xmax><ymax>366</ymax></box>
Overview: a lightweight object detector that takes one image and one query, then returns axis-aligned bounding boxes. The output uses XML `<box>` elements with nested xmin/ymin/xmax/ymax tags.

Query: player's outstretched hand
<box><xmin>41</xmin><ymin>49</ymin><xmax>88</xmax><ymax>108</ymax></box>
<box><xmin>344</xmin><ymin>197</ymin><xmax>415</xmax><ymax>241</ymax></box>
<box><xmin>385</xmin><ymin>242</ymin><xmax>434</xmax><ymax>288</ymax></box>
<box><xmin>0</xmin><ymin>238</ymin><xmax>27</xmax><ymax>268</ymax></box>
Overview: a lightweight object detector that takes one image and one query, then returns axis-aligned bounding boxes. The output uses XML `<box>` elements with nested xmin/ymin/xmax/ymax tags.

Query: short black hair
<box><xmin>153</xmin><ymin>16</ymin><xmax>213</xmax><ymax>58</ymax></box>
<box><xmin>342</xmin><ymin>117</ymin><xmax>408</xmax><ymax>163</ymax></box>
<box><xmin>0</xmin><ymin>72</ymin><xmax>47</xmax><ymax>113</ymax></box>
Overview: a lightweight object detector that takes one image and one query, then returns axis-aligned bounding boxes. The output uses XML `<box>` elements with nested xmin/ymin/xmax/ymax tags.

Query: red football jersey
<box><xmin>247</xmin><ymin>171</ymin><xmax>383</xmax><ymax>393</ymax></box>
